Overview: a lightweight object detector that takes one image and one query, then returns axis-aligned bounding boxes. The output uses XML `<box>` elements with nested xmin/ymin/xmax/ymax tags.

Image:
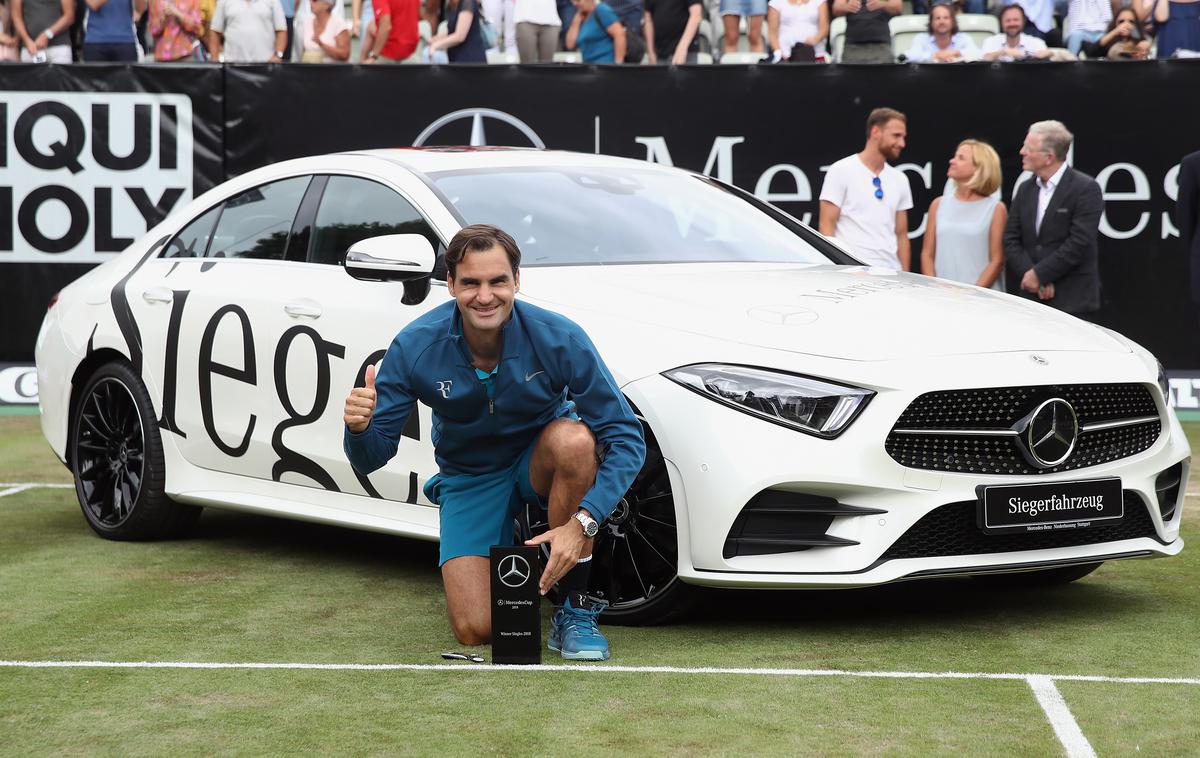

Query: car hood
<box><xmin>520</xmin><ymin>263</ymin><xmax>1125</xmax><ymax>362</ymax></box>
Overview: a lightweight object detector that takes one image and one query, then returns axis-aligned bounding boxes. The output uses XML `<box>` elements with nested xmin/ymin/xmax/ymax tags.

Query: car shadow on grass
<box><xmin>177</xmin><ymin>510</ymin><xmax>1156</xmax><ymax>633</ymax></box>
<box><xmin>683</xmin><ymin>573</ymin><xmax>1152</xmax><ymax>631</ymax></box>
<box><xmin>188</xmin><ymin>508</ymin><xmax>440</xmax><ymax>576</ymax></box>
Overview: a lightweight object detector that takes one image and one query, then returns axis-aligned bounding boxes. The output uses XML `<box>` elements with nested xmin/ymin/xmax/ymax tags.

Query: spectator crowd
<box><xmin>1</xmin><ymin>0</ymin><xmax>1196</xmax><ymax>62</ymax></box>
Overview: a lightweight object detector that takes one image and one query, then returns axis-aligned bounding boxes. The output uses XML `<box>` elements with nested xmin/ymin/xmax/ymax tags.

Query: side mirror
<box><xmin>344</xmin><ymin>234</ymin><xmax>435</xmax><ymax>282</ymax></box>
<box><xmin>344</xmin><ymin>234</ymin><xmax>435</xmax><ymax>304</ymax></box>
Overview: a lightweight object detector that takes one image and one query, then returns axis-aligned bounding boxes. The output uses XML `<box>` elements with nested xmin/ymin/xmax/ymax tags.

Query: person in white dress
<box><xmin>767</xmin><ymin>0</ymin><xmax>829</xmax><ymax>60</ymax></box>
<box><xmin>920</xmin><ymin>139</ymin><xmax>1007</xmax><ymax>290</ymax></box>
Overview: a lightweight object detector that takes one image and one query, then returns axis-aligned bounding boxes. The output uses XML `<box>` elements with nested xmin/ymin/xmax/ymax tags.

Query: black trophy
<box><xmin>490</xmin><ymin>545</ymin><xmax>542</xmax><ymax>664</ymax></box>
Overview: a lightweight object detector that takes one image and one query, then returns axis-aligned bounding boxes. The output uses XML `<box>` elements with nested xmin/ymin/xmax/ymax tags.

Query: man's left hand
<box><xmin>525</xmin><ymin>518</ymin><xmax>587</xmax><ymax>595</ymax></box>
<box><xmin>1021</xmin><ymin>268</ymin><xmax>1041</xmax><ymax>293</ymax></box>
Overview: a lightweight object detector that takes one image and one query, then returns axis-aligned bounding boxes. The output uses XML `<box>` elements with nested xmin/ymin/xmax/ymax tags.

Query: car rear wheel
<box><xmin>971</xmin><ymin>562</ymin><xmax>1103</xmax><ymax>587</ymax></box>
<box><xmin>520</xmin><ymin>417</ymin><xmax>695</xmax><ymax>626</ymax></box>
<box><xmin>71</xmin><ymin>361</ymin><xmax>200</xmax><ymax>540</ymax></box>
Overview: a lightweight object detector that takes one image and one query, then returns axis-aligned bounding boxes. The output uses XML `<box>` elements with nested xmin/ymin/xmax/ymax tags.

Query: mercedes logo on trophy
<box><xmin>490</xmin><ymin>545</ymin><xmax>542</xmax><ymax>664</ymax></box>
<box><xmin>497</xmin><ymin>554</ymin><xmax>532</xmax><ymax>588</ymax></box>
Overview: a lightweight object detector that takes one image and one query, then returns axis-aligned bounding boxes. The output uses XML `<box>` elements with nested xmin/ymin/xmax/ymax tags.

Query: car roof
<box><xmin>340</xmin><ymin>148</ymin><xmax>677</xmax><ymax>176</ymax></box>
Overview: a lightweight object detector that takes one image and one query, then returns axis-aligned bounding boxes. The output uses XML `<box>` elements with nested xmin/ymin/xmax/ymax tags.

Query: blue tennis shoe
<box><xmin>549</xmin><ymin>593</ymin><xmax>610</xmax><ymax>661</ymax></box>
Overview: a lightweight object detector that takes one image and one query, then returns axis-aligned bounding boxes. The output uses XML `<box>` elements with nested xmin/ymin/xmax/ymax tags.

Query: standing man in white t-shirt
<box><xmin>819</xmin><ymin>107</ymin><xmax>914</xmax><ymax>271</ymax></box>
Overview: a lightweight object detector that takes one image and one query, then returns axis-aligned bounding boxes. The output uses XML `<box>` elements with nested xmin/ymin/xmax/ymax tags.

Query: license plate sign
<box><xmin>978</xmin><ymin>478</ymin><xmax>1123</xmax><ymax>535</ymax></box>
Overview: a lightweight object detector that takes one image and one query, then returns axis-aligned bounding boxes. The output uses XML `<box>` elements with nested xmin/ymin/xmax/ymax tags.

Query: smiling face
<box><xmin>447</xmin><ymin>244</ymin><xmax>520</xmax><ymax>339</ymax></box>
<box><xmin>948</xmin><ymin>143</ymin><xmax>977</xmax><ymax>183</ymax></box>
<box><xmin>1000</xmin><ymin>6</ymin><xmax>1025</xmax><ymax>36</ymax></box>
<box><xmin>871</xmin><ymin>118</ymin><xmax>907</xmax><ymax>162</ymax></box>
<box><xmin>930</xmin><ymin>5</ymin><xmax>954</xmax><ymax>35</ymax></box>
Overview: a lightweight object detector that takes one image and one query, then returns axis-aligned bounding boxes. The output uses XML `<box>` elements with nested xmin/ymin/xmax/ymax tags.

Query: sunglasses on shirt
<box><xmin>872</xmin><ymin>176</ymin><xmax>884</xmax><ymax>200</ymax></box>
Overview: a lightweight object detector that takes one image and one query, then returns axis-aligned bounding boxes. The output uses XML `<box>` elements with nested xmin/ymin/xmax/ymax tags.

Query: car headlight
<box><xmin>663</xmin><ymin>363</ymin><xmax>874</xmax><ymax>438</ymax></box>
<box><xmin>1157</xmin><ymin>360</ymin><xmax>1170</xmax><ymax>404</ymax></box>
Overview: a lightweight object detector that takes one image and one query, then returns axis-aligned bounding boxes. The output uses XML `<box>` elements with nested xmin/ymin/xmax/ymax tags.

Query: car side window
<box><xmin>163</xmin><ymin>205</ymin><xmax>221</xmax><ymax>259</ymax></box>
<box><xmin>309</xmin><ymin>176</ymin><xmax>442</xmax><ymax>267</ymax></box>
<box><xmin>207</xmin><ymin>176</ymin><xmax>311</xmax><ymax>261</ymax></box>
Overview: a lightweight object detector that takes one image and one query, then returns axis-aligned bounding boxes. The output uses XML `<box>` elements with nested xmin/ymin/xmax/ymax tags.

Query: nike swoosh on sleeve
<box><xmin>525</xmin><ymin>371</ymin><xmax>545</xmax><ymax>382</ymax></box>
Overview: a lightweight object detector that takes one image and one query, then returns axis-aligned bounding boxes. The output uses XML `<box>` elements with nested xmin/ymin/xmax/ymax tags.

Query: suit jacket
<box><xmin>1003</xmin><ymin>166</ymin><xmax>1104</xmax><ymax>315</ymax></box>
<box><xmin>1178</xmin><ymin>150</ymin><xmax>1200</xmax><ymax>313</ymax></box>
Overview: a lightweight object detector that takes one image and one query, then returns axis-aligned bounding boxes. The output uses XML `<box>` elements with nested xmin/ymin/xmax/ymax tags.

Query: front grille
<box><xmin>880</xmin><ymin>492</ymin><xmax>1162</xmax><ymax>561</ymax></box>
<box><xmin>885</xmin><ymin>383</ymin><xmax>1161</xmax><ymax>475</ymax></box>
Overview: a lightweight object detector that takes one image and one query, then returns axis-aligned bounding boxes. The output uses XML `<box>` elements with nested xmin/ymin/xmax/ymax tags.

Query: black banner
<box><xmin>4</xmin><ymin>62</ymin><xmax>1200</xmax><ymax>370</ymax></box>
<box><xmin>0</xmin><ymin>64</ymin><xmax>223</xmax><ymax>360</ymax></box>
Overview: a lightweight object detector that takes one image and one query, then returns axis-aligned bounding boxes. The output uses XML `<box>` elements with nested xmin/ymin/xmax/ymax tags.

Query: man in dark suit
<box><xmin>1179</xmin><ymin>150</ymin><xmax>1200</xmax><ymax>324</ymax></box>
<box><xmin>1003</xmin><ymin>120</ymin><xmax>1104</xmax><ymax>319</ymax></box>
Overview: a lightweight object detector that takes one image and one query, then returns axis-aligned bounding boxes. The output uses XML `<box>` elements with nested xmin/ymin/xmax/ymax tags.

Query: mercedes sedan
<box><xmin>36</xmin><ymin>148</ymin><xmax>1189</xmax><ymax>624</ymax></box>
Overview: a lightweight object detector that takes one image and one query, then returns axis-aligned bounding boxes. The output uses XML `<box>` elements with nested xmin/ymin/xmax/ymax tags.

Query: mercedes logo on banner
<box><xmin>413</xmin><ymin>108</ymin><xmax>546</xmax><ymax>149</ymax></box>
<box><xmin>497</xmin><ymin>554</ymin><xmax>532</xmax><ymax>588</ymax></box>
<box><xmin>1015</xmin><ymin>398</ymin><xmax>1079</xmax><ymax>469</ymax></box>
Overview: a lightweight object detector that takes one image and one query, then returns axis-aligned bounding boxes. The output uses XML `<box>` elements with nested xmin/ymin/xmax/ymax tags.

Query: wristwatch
<box><xmin>573</xmin><ymin>510</ymin><xmax>599</xmax><ymax>538</ymax></box>
<box><xmin>274</xmin><ymin>49</ymin><xmax>285</xmax><ymax>57</ymax></box>
<box><xmin>368</xmin><ymin>50</ymin><xmax>379</xmax><ymax>59</ymax></box>
<box><xmin>45</xmin><ymin>28</ymin><xmax>55</xmax><ymax>40</ymax></box>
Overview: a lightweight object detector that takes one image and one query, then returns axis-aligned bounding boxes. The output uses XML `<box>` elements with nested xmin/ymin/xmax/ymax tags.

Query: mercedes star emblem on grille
<box><xmin>1015</xmin><ymin>398</ymin><xmax>1079</xmax><ymax>469</ymax></box>
<box><xmin>497</xmin><ymin>554</ymin><xmax>532</xmax><ymax>588</ymax></box>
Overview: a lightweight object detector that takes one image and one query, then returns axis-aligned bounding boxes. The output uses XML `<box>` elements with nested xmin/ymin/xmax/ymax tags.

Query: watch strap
<box><xmin>573</xmin><ymin>510</ymin><xmax>599</xmax><ymax>538</ymax></box>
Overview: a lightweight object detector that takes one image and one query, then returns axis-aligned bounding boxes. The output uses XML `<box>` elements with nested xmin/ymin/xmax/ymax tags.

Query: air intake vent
<box><xmin>723</xmin><ymin>490</ymin><xmax>883</xmax><ymax>558</ymax></box>
<box><xmin>1155</xmin><ymin>463</ymin><xmax>1183</xmax><ymax>521</ymax></box>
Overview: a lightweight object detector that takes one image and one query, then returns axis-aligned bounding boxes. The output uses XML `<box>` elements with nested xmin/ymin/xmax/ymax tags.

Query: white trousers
<box><xmin>480</xmin><ymin>0</ymin><xmax>517</xmax><ymax>52</ymax></box>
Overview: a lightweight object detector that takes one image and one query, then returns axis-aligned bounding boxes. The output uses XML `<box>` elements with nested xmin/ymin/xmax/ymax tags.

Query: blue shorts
<box><xmin>423</xmin><ymin>440</ymin><xmax>546</xmax><ymax>566</ymax></box>
<box><xmin>720</xmin><ymin>0</ymin><xmax>767</xmax><ymax>17</ymax></box>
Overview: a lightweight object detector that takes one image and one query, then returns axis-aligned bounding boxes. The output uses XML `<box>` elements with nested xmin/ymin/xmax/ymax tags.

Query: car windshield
<box><xmin>430</xmin><ymin>167</ymin><xmax>834</xmax><ymax>267</ymax></box>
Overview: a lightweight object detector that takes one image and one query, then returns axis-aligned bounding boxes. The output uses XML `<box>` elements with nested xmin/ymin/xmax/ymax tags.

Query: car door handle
<box><xmin>284</xmin><ymin>303</ymin><xmax>322</xmax><ymax>319</ymax></box>
<box><xmin>141</xmin><ymin>287</ymin><xmax>173</xmax><ymax>304</ymax></box>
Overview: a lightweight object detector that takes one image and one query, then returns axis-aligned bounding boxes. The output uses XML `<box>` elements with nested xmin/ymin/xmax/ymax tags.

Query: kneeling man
<box><xmin>343</xmin><ymin>224</ymin><xmax>646</xmax><ymax>660</ymax></box>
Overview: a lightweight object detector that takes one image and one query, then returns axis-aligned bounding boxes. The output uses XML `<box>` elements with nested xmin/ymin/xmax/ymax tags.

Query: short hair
<box><xmin>956</xmin><ymin>139</ymin><xmax>1002</xmax><ymax>197</ymax></box>
<box><xmin>1028</xmin><ymin>120</ymin><xmax>1073</xmax><ymax>161</ymax></box>
<box><xmin>999</xmin><ymin>3</ymin><xmax>1027</xmax><ymax>23</ymax></box>
<box><xmin>866</xmin><ymin>108</ymin><xmax>907</xmax><ymax>140</ymax></box>
<box><xmin>445</xmin><ymin>224</ymin><xmax>521</xmax><ymax>279</ymax></box>
<box><xmin>928</xmin><ymin>2</ymin><xmax>960</xmax><ymax>35</ymax></box>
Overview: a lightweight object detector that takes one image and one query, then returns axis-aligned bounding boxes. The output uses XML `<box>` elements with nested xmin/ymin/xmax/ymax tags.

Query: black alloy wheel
<box><xmin>521</xmin><ymin>416</ymin><xmax>695</xmax><ymax>626</ymax></box>
<box><xmin>71</xmin><ymin>361</ymin><xmax>200</xmax><ymax>540</ymax></box>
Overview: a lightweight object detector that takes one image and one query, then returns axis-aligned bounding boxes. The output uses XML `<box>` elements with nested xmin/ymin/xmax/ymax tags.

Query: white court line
<box><xmin>5</xmin><ymin>661</ymin><xmax>1196</xmax><ymax>755</ymax></box>
<box><xmin>1027</xmin><ymin>675</ymin><xmax>1097</xmax><ymax>758</ymax></box>
<box><xmin>2</xmin><ymin>660</ymin><xmax>1198</xmax><ymax>685</ymax></box>
<box><xmin>0</xmin><ymin>482</ymin><xmax>73</xmax><ymax>488</ymax></box>
<box><xmin>0</xmin><ymin>485</ymin><xmax>34</xmax><ymax>498</ymax></box>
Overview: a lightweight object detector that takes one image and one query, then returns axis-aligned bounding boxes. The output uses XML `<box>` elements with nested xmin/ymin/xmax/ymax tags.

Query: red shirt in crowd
<box><xmin>374</xmin><ymin>0</ymin><xmax>419</xmax><ymax>60</ymax></box>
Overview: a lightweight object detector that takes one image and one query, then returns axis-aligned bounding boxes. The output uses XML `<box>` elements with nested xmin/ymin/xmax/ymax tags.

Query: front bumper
<box><xmin>626</xmin><ymin>356</ymin><xmax>1189</xmax><ymax>589</ymax></box>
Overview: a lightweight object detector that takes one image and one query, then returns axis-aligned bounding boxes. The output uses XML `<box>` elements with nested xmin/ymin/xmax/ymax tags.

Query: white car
<box><xmin>36</xmin><ymin>149</ymin><xmax>1189</xmax><ymax>624</ymax></box>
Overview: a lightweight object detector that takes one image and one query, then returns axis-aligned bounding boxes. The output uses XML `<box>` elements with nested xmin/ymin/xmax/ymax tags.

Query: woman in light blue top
<box><xmin>920</xmin><ymin>139</ymin><xmax>1007</xmax><ymax>290</ymax></box>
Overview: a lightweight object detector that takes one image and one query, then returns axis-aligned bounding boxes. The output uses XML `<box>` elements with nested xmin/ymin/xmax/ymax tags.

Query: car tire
<box><xmin>519</xmin><ymin>416</ymin><xmax>696</xmax><ymax>626</ymax></box>
<box><xmin>70</xmin><ymin>361</ymin><xmax>201</xmax><ymax>540</ymax></box>
<box><xmin>971</xmin><ymin>562</ymin><xmax>1103</xmax><ymax>587</ymax></box>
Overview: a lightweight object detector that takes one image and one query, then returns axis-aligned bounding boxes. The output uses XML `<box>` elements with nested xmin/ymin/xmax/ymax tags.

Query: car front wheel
<box><xmin>521</xmin><ymin>416</ymin><xmax>695</xmax><ymax>626</ymax></box>
<box><xmin>71</xmin><ymin>361</ymin><xmax>200</xmax><ymax>540</ymax></box>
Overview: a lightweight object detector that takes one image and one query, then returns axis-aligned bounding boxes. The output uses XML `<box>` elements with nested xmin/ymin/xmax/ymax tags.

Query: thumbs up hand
<box><xmin>344</xmin><ymin>364</ymin><xmax>378</xmax><ymax>434</ymax></box>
